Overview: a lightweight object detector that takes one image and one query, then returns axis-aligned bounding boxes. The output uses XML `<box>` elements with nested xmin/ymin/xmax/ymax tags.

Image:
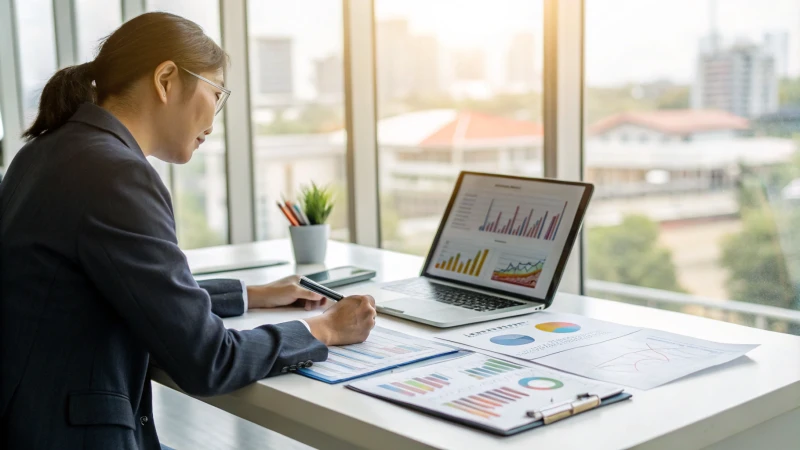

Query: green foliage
<box><xmin>256</xmin><ymin>106</ymin><xmax>344</xmax><ymax>136</ymax></box>
<box><xmin>655</xmin><ymin>86</ymin><xmax>690</xmax><ymax>110</ymax></box>
<box><xmin>394</xmin><ymin>92</ymin><xmax>543</xmax><ymax>123</ymax></box>
<box><xmin>587</xmin><ymin>215</ymin><xmax>684</xmax><ymax>292</ymax></box>
<box><xmin>720</xmin><ymin>156</ymin><xmax>800</xmax><ymax>310</ymax></box>
<box><xmin>174</xmin><ymin>192</ymin><xmax>226</xmax><ymax>250</ymax></box>
<box><xmin>779</xmin><ymin>77</ymin><xmax>800</xmax><ymax>107</ymax></box>
<box><xmin>720</xmin><ymin>210</ymin><xmax>796</xmax><ymax>308</ymax></box>
<box><xmin>300</xmin><ymin>182</ymin><xmax>335</xmax><ymax>225</ymax></box>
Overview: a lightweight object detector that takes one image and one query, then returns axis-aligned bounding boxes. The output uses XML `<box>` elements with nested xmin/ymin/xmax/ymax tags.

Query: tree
<box><xmin>655</xmin><ymin>86</ymin><xmax>690</xmax><ymax>110</ymax></box>
<box><xmin>174</xmin><ymin>192</ymin><xmax>225</xmax><ymax>250</ymax></box>
<box><xmin>719</xmin><ymin>156</ymin><xmax>800</xmax><ymax>310</ymax></box>
<box><xmin>587</xmin><ymin>215</ymin><xmax>684</xmax><ymax>292</ymax></box>
<box><xmin>720</xmin><ymin>210</ymin><xmax>797</xmax><ymax>309</ymax></box>
<box><xmin>779</xmin><ymin>77</ymin><xmax>800</xmax><ymax>108</ymax></box>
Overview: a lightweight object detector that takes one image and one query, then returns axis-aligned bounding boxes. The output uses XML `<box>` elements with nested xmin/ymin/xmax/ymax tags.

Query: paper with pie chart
<box><xmin>346</xmin><ymin>353</ymin><xmax>623</xmax><ymax>433</ymax></box>
<box><xmin>435</xmin><ymin>312</ymin><xmax>640</xmax><ymax>360</ymax></box>
<box><xmin>533</xmin><ymin>329</ymin><xmax>759</xmax><ymax>390</ymax></box>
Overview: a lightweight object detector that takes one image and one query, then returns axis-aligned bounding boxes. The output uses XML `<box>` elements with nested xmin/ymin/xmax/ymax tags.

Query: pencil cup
<box><xmin>289</xmin><ymin>224</ymin><xmax>330</xmax><ymax>264</ymax></box>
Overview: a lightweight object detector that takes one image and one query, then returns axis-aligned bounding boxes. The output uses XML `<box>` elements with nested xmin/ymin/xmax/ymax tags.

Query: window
<box><xmin>375</xmin><ymin>0</ymin><xmax>544</xmax><ymax>255</ymax></box>
<box><xmin>75</xmin><ymin>0</ymin><xmax>122</xmax><ymax>62</ymax></box>
<box><xmin>246</xmin><ymin>1</ymin><xmax>350</xmax><ymax>241</ymax></box>
<box><xmin>14</xmin><ymin>0</ymin><xmax>57</xmax><ymax>127</ymax></box>
<box><xmin>146</xmin><ymin>0</ymin><xmax>229</xmax><ymax>249</ymax></box>
<box><xmin>584</xmin><ymin>0</ymin><xmax>800</xmax><ymax>334</ymax></box>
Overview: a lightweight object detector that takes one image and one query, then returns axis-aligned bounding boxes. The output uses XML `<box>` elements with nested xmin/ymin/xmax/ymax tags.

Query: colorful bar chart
<box><xmin>461</xmin><ymin>358</ymin><xmax>525</xmax><ymax>380</ymax></box>
<box><xmin>378</xmin><ymin>373</ymin><xmax>451</xmax><ymax>397</ymax></box>
<box><xmin>477</xmin><ymin>199</ymin><xmax>568</xmax><ymax>241</ymax></box>
<box><xmin>434</xmin><ymin>241</ymin><xmax>490</xmax><ymax>278</ymax></box>
<box><xmin>442</xmin><ymin>385</ymin><xmax>531</xmax><ymax>419</ymax></box>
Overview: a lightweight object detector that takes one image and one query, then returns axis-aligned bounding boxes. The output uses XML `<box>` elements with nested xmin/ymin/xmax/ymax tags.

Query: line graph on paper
<box><xmin>532</xmin><ymin>330</ymin><xmax>758</xmax><ymax>390</ymax></box>
<box><xmin>594</xmin><ymin>337</ymin><xmax>726</xmax><ymax>373</ymax></box>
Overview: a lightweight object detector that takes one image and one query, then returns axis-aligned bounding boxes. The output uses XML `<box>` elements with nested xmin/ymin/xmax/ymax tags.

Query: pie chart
<box><xmin>518</xmin><ymin>376</ymin><xmax>564</xmax><ymax>390</ymax></box>
<box><xmin>489</xmin><ymin>334</ymin><xmax>535</xmax><ymax>346</ymax></box>
<box><xmin>535</xmin><ymin>322</ymin><xmax>581</xmax><ymax>333</ymax></box>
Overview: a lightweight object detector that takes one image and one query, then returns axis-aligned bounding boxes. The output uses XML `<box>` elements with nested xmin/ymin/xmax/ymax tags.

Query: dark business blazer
<box><xmin>0</xmin><ymin>104</ymin><xmax>328</xmax><ymax>449</ymax></box>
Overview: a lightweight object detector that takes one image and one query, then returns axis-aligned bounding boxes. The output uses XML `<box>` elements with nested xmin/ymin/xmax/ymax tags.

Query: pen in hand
<box><xmin>299</xmin><ymin>276</ymin><xmax>345</xmax><ymax>301</ymax></box>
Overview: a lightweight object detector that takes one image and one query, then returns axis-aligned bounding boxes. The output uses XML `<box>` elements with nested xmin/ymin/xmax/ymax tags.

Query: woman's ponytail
<box><xmin>22</xmin><ymin>61</ymin><xmax>96</xmax><ymax>141</ymax></box>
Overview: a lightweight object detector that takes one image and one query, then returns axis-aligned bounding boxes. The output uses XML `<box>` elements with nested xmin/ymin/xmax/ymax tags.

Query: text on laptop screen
<box><xmin>425</xmin><ymin>174</ymin><xmax>587</xmax><ymax>300</ymax></box>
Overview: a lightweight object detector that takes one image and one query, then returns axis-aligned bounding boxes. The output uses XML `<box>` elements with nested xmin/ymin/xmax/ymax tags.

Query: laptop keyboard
<box><xmin>382</xmin><ymin>279</ymin><xmax>527</xmax><ymax>312</ymax></box>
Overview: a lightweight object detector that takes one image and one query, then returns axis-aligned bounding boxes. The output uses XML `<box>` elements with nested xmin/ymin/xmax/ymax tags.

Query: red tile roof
<box><xmin>421</xmin><ymin>111</ymin><xmax>543</xmax><ymax>146</ymax></box>
<box><xmin>589</xmin><ymin>109</ymin><xmax>749</xmax><ymax>136</ymax></box>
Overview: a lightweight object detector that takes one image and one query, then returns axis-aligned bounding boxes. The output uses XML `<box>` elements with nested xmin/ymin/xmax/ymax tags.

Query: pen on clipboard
<box><xmin>299</xmin><ymin>276</ymin><xmax>344</xmax><ymax>301</ymax></box>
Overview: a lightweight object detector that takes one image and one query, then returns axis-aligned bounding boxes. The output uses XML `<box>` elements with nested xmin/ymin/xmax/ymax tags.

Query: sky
<box><xmin>12</xmin><ymin>0</ymin><xmax>800</xmax><ymax>111</ymax></box>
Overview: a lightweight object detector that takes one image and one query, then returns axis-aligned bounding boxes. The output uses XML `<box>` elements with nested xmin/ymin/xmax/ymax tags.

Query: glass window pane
<box><xmin>75</xmin><ymin>0</ymin><xmax>122</xmax><ymax>62</ymax></box>
<box><xmin>584</xmin><ymin>0</ymin><xmax>800</xmax><ymax>334</ymax></box>
<box><xmin>375</xmin><ymin>0</ymin><xmax>544</xmax><ymax>255</ymax></box>
<box><xmin>247</xmin><ymin>1</ymin><xmax>349</xmax><ymax>241</ymax></box>
<box><xmin>14</xmin><ymin>0</ymin><xmax>57</xmax><ymax>127</ymax></box>
<box><xmin>146</xmin><ymin>1</ymin><xmax>229</xmax><ymax>249</ymax></box>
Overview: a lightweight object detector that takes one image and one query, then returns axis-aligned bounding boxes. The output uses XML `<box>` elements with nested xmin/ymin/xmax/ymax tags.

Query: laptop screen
<box><xmin>423</xmin><ymin>173</ymin><xmax>591</xmax><ymax>301</ymax></box>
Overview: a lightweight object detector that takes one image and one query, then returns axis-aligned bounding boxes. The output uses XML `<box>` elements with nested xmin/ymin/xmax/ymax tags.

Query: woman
<box><xmin>0</xmin><ymin>12</ymin><xmax>376</xmax><ymax>450</ymax></box>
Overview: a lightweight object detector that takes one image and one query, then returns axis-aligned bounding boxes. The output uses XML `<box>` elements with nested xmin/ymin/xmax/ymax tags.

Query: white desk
<box><xmin>153</xmin><ymin>240</ymin><xmax>800</xmax><ymax>450</ymax></box>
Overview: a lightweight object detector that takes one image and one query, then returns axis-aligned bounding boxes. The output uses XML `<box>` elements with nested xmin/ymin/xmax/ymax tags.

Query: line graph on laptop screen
<box><xmin>427</xmin><ymin>174</ymin><xmax>587</xmax><ymax>299</ymax></box>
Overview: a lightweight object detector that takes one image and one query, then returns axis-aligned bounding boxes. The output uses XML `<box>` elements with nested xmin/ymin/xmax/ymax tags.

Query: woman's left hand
<box><xmin>246</xmin><ymin>275</ymin><xmax>328</xmax><ymax>310</ymax></box>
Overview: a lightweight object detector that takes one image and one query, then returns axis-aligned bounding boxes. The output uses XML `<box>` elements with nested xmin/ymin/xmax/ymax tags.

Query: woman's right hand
<box><xmin>305</xmin><ymin>295</ymin><xmax>376</xmax><ymax>346</ymax></box>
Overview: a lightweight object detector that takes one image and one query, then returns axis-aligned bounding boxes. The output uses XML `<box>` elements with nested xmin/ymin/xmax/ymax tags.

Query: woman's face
<box><xmin>152</xmin><ymin>65</ymin><xmax>224</xmax><ymax>164</ymax></box>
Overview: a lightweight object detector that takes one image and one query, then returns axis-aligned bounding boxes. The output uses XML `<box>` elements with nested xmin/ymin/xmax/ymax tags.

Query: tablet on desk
<box><xmin>304</xmin><ymin>266</ymin><xmax>377</xmax><ymax>288</ymax></box>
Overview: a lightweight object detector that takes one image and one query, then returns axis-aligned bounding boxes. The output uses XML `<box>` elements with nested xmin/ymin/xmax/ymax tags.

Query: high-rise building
<box><xmin>314</xmin><ymin>54</ymin><xmax>344</xmax><ymax>102</ymax></box>
<box><xmin>763</xmin><ymin>31</ymin><xmax>789</xmax><ymax>78</ymax></box>
<box><xmin>692</xmin><ymin>39</ymin><xmax>778</xmax><ymax>118</ymax></box>
<box><xmin>377</xmin><ymin>19</ymin><xmax>414</xmax><ymax>102</ymax></box>
<box><xmin>255</xmin><ymin>37</ymin><xmax>293</xmax><ymax>98</ymax></box>
<box><xmin>410</xmin><ymin>35</ymin><xmax>440</xmax><ymax>96</ymax></box>
<box><xmin>506</xmin><ymin>33</ymin><xmax>536</xmax><ymax>91</ymax></box>
<box><xmin>376</xmin><ymin>19</ymin><xmax>441</xmax><ymax>101</ymax></box>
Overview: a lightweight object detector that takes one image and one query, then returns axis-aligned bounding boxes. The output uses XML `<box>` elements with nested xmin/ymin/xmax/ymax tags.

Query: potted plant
<box><xmin>288</xmin><ymin>183</ymin><xmax>335</xmax><ymax>264</ymax></box>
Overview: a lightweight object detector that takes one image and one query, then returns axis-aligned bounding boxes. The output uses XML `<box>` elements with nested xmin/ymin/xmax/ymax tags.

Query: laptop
<box><xmin>364</xmin><ymin>171</ymin><xmax>593</xmax><ymax>328</ymax></box>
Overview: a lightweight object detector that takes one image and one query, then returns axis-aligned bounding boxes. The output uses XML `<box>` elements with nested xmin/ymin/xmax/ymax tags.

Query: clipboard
<box><xmin>346</xmin><ymin>385</ymin><xmax>631</xmax><ymax>436</ymax></box>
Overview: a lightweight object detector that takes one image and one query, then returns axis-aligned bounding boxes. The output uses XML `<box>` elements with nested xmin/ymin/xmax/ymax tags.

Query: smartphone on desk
<box><xmin>303</xmin><ymin>266</ymin><xmax>377</xmax><ymax>288</ymax></box>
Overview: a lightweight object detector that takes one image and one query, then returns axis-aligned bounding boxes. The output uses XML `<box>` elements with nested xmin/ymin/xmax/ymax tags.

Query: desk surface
<box><xmin>154</xmin><ymin>240</ymin><xmax>800</xmax><ymax>450</ymax></box>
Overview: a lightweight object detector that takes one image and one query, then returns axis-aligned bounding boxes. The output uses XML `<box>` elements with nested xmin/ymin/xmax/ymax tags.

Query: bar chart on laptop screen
<box><xmin>450</xmin><ymin>192</ymin><xmax>568</xmax><ymax>242</ymax></box>
<box><xmin>434</xmin><ymin>240</ymin><xmax>491</xmax><ymax>278</ymax></box>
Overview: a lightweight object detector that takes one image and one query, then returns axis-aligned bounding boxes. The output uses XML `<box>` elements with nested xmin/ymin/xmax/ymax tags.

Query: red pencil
<box><xmin>276</xmin><ymin>201</ymin><xmax>300</xmax><ymax>226</ymax></box>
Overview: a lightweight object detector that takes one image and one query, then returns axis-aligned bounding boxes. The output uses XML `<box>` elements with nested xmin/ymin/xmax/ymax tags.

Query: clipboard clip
<box><xmin>526</xmin><ymin>392</ymin><xmax>601</xmax><ymax>425</ymax></box>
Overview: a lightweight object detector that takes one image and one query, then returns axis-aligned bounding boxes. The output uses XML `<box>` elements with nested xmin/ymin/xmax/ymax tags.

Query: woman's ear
<box><xmin>153</xmin><ymin>60</ymin><xmax>179</xmax><ymax>105</ymax></box>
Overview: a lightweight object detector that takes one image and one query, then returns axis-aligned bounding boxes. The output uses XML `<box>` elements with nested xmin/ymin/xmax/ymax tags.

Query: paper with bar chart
<box><xmin>436</xmin><ymin>312</ymin><xmax>641</xmax><ymax>360</ymax></box>
<box><xmin>534</xmin><ymin>329</ymin><xmax>759</xmax><ymax>390</ymax></box>
<box><xmin>297</xmin><ymin>327</ymin><xmax>458</xmax><ymax>383</ymax></box>
<box><xmin>347</xmin><ymin>353</ymin><xmax>623</xmax><ymax>433</ymax></box>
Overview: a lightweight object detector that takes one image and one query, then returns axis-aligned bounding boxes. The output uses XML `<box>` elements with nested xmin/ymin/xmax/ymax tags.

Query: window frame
<box><xmin>0</xmin><ymin>0</ymin><xmax>583</xmax><ymax>296</ymax></box>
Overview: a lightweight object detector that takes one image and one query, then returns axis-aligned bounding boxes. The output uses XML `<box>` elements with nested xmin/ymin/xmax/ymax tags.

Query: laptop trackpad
<box><xmin>380</xmin><ymin>297</ymin><xmax>452</xmax><ymax>314</ymax></box>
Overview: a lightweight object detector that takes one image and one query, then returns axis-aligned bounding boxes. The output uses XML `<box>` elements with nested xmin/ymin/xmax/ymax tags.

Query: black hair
<box><xmin>22</xmin><ymin>11</ymin><xmax>228</xmax><ymax>140</ymax></box>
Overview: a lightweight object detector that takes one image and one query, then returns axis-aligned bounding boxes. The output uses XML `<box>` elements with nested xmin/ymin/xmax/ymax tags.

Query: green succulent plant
<box><xmin>299</xmin><ymin>182</ymin><xmax>335</xmax><ymax>225</ymax></box>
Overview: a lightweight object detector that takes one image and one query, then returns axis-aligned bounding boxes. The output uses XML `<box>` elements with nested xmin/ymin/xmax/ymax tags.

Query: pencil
<box><xmin>291</xmin><ymin>203</ymin><xmax>310</xmax><ymax>226</ymax></box>
<box><xmin>283</xmin><ymin>200</ymin><xmax>303</xmax><ymax>225</ymax></box>
<box><xmin>276</xmin><ymin>201</ymin><xmax>300</xmax><ymax>226</ymax></box>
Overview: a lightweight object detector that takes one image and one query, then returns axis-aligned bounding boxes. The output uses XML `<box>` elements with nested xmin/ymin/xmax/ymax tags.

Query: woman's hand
<box><xmin>246</xmin><ymin>275</ymin><xmax>328</xmax><ymax>311</ymax></box>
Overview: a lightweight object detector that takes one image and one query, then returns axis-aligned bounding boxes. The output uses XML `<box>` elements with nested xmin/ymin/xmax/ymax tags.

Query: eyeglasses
<box><xmin>181</xmin><ymin>68</ymin><xmax>231</xmax><ymax>116</ymax></box>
